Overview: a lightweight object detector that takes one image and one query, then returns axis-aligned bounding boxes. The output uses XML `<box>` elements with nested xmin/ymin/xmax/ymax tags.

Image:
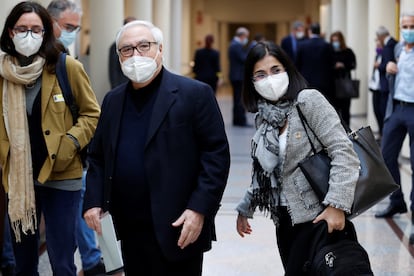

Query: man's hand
<box><xmin>172</xmin><ymin>209</ymin><xmax>204</xmax><ymax>249</ymax></box>
<box><xmin>84</xmin><ymin>207</ymin><xmax>103</xmax><ymax>235</ymax></box>
<box><xmin>386</xmin><ymin>61</ymin><xmax>398</xmax><ymax>74</ymax></box>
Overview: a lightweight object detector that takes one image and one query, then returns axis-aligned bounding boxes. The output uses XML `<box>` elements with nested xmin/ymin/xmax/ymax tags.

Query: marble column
<box><xmin>346</xmin><ymin>0</ymin><xmax>368</xmax><ymax>118</ymax></box>
<box><xmin>126</xmin><ymin>0</ymin><xmax>153</xmax><ymax>21</ymax></box>
<box><xmin>153</xmin><ymin>0</ymin><xmax>172</xmax><ymax>70</ymax></box>
<box><xmin>89</xmin><ymin>0</ymin><xmax>124</xmax><ymax>103</ymax></box>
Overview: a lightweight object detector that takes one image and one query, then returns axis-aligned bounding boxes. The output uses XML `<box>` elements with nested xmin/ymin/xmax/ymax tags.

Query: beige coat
<box><xmin>0</xmin><ymin>55</ymin><xmax>100</xmax><ymax>190</ymax></box>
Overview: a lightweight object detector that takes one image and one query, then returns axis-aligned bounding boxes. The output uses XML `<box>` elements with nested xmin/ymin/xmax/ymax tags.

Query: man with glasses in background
<box><xmin>46</xmin><ymin>1</ymin><xmax>106</xmax><ymax>275</ymax></box>
<box><xmin>47</xmin><ymin>0</ymin><xmax>81</xmax><ymax>49</ymax></box>
<box><xmin>83</xmin><ymin>20</ymin><xmax>230</xmax><ymax>275</ymax></box>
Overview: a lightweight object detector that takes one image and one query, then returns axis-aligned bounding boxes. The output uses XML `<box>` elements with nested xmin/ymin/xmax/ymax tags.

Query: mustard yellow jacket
<box><xmin>0</xmin><ymin>55</ymin><xmax>100</xmax><ymax>190</ymax></box>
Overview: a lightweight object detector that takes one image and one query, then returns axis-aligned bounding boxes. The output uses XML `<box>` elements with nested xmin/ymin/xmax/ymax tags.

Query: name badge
<box><xmin>53</xmin><ymin>94</ymin><xmax>65</xmax><ymax>102</ymax></box>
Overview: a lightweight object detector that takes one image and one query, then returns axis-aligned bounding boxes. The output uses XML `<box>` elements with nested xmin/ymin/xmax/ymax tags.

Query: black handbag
<box><xmin>297</xmin><ymin>106</ymin><xmax>399</xmax><ymax>219</ymax></box>
<box><xmin>335</xmin><ymin>76</ymin><xmax>359</xmax><ymax>99</ymax></box>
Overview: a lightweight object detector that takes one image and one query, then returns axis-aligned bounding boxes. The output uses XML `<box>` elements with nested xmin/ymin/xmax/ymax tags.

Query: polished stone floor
<box><xmin>38</xmin><ymin>88</ymin><xmax>414</xmax><ymax>275</ymax></box>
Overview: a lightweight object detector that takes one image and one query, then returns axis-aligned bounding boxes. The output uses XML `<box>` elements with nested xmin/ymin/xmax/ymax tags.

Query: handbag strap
<box><xmin>296</xmin><ymin>105</ymin><xmax>326</xmax><ymax>153</ymax></box>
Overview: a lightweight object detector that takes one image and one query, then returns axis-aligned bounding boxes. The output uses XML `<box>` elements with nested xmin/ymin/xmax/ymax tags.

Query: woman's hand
<box><xmin>313</xmin><ymin>206</ymin><xmax>345</xmax><ymax>233</ymax></box>
<box><xmin>237</xmin><ymin>214</ymin><xmax>252</xmax><ymax>237</ymax></box>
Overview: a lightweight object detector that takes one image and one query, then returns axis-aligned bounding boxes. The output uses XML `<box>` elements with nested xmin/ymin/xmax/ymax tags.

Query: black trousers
<box><xmin>231</xmin><ymin>80</ymin><xmax>247</xmax><ymax>126</ymax></box>
<box><xmin>115</xmin><ymin>218</ymin><xmax>203</xmax><ymax>276</ymax></box>
<box><xmin>372</xmin><ymin>90</ymin><xmax>388</xmax><ymax>136</ymax></box>
<box><xmin>276</xmin><ymin>207</ymin><xmax>314</xmax><ymax>275</ymax></box>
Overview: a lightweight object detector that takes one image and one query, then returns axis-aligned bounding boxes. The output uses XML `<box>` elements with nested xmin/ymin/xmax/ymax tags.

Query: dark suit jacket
<box><xmin>228</xmin><ymin>38</ymin><xmax>248</xmax><ymax>81</ymax></box>
<box><xmin>193</xmin><ymin>47</ymin><xmax>220</xmax><ymax>82</ymax></box>
<box><xmin>84</xmin><ymin>68</ymin><xmax>230</xmax><ymax>261</ymax></box>
<box><xmin>378</xmin><ymin>37</ymin><xmax>397</xmax><ymax>93</ymax></box>
<box><xmin>296</xmin><ymin>37</ymin><xmax>335</xmax><ymax>101</ymax></box>
<box><xmin>281</xmin><ymin>34</ymin><xmax>296</xmax><ymax>62</ymax></box>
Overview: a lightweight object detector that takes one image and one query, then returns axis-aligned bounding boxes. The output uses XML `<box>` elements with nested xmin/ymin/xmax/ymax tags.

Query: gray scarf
<box><xmin>250</xmin><ymin>99</ymin><xmax>292</xmax><ymax>215</ymax></box>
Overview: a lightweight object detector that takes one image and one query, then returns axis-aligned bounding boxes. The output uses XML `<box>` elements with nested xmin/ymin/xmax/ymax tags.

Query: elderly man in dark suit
<box><xmin>281</xmin><ymin>20</ymin><xmax>306</xmax><ymax>63</ymax></box>
<box><xmin>296</xmin><ymin>23</ymin><xmax>335</xmax><ymax>103</ymax></box>
<box><xmin>83</xmin><ymin>20</ymin><xmax>230</xmax><ymax>275</ymax></box>
<box><xmin>228</xmin><ymin>27</ymin><xmax>250</xmax><ymax>126</ymax></box>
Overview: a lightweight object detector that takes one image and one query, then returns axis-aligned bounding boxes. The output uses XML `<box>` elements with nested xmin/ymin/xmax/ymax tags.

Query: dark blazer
<box><xmin>228</xmin><ymin>38</ymin><xmax>248</xmax><ymax>81</ymax></box>
<box><xmin>84</xmin><ymin>68</ymin><xmax>230</xmax><ymax>261</ymax></box>
<box><xmin>378</xmin><ymin>37</ymin><xmax>397</xmax><ymax>93</ymax></box>
<box><xmin>296</xmin><ymin>37</ymin><xmax>335</xmax><ymax>101</ymax></box>
<box><xmin>193</xmin><ymin>47</ymin><xmax>220</xmax><ymax>82</ymax></box>
<box><xmin>281</xmin><ymin>34</ymin><xmax>296</xmax><ymax>62</ymax></box>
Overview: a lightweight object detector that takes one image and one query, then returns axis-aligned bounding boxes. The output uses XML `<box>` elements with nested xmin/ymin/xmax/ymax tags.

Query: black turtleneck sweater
<box><xmin>111</xmin><ymin>69</ymin><xmax>163</xmax><ymax>222</ymax></box>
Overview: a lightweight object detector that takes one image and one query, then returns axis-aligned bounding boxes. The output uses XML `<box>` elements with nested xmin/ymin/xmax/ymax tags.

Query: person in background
<box><xmin>249</xmin><ymin>33</ymin><xmax>266</xmax><ymax>48</ymax></box>
<box><xmin>0</xmin><ymin>1</ymin><xmax>100</xmax><ymax>275</ymax></box>
<box><xmin>228</xmin><ymin>27</ymin><xmax>250</xmax><ymax>126</ymax></box>
<box><xmin>375</xmin><ymin>12</ymin><xmax>414</xmax><ymax>245</ymax></box>
<box><xmin>281</xmin><ymin>20</ymin><xmax>306</xmax><ymax>63</ymax></box>
<box><xmin>369</xmin><ymin>39</ymin><xmax>385</xmax><ymax>138</ymax></box>
<box><xmin>47</xmin><ymin>1</ymin><xmax>105</xmax><ymax>275</ymax></box>
<box><xmin>330</xmin><ymin>31</ymin><xmax>357</xmax><ymax>126</ymax></box>
<box><xmin>193</xmin><ymin>34</ymin><xmax>221</xmax><ymax>93</ymax></box>
<box><xmin>83</xmin><ymin>20</ymin><xmax>230</xmax><ymax>275</ymax></box>
<box><xmin>47</xmin><ymin>0</ymin><xmax>81</xmax><ymax>49</ymax></box>
<box><xmin>296</xmin><ymin>23</ymin><xmax>335</xmax><ymax>103</ymax></box>
<box><xmin>108</xmin><ymin>16</ymin><xmax>137</xmax><ymax>89</ymax></box>
<box><xmin>372</xmin><ymin>26</ymin><xmax>398</xmax><ymax>141</ymax></box>
<box><xmin>235</xmin><ymin>41</ymin><xmax>360</xmax><ymax>275</ymax></box>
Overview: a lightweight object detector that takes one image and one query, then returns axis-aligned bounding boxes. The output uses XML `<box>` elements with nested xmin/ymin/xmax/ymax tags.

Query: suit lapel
<box><xmin>145</xmin><ymin>70</ymin><xmax>177</xmax><ymax>148</ymax></box>
<box><xmin>109</xmin><ymin>85</ymin><xmax>127</xmax><ymax>154</ymax></box>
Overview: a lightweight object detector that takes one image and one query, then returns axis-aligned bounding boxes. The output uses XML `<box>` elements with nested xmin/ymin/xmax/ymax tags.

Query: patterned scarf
<box><xmin>250</xmin><ymin>99</ymin><xmax>292</xmax><ymax>215</ymax></box>
<box><xmin>0</xmin><ymin>52</ymin><xmax>45</xmax><ymax>241</ymax></box>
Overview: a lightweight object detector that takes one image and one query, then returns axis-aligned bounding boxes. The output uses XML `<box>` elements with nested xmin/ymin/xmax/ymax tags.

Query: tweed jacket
<box><xmin>237</xmin><ymin>89</ymin><xmax>360</xmax><ymax>225</ymax></box>
<box><xmin>0</xmin><ymin>55</ymin><xmax>100</xmax><ymax>189</ymax></box>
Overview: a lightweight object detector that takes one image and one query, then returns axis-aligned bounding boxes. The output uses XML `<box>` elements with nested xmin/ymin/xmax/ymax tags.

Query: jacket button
<box><xmin>45</xmin><ymin>130</ymin><xmax>50</xmax><ymax>135</ymax></box>
<box><xmin>51</xmin><ymin>154</ymin><xmax>56</xmax><ymax>159</ymax></box>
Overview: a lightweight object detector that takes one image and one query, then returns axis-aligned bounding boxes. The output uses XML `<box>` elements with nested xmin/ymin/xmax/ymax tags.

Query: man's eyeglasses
<box><xmin>252</xmin><ymin>66</ymin><xmax>285</xmax><ymax>82</ymax></box>
<box><xmin>62</xmin><ymin>24</ymin><xmax>81</xmax><ymax>33</ymax></box>
<box><xmin>55</xmin><ymin>21</ymin><xmax>81</xmax><ymax>33</ymax></box>
<box><xmin>13</xmin><ymin>26</ymin><xmax>44</xmax><ymax>39</ymax></box>
<box><xmin>118</xmin><ymin>42</ymin><xmax>158</xmax><ymax>57</ymax></box>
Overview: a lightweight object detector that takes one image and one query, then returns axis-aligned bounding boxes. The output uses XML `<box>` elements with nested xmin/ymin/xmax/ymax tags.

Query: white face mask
<box><xmin>12</xmin><ymin>35</ymin><xmax>43</xmax><ymax>57</ymax></box>
<box><xmin>121</xmin><ymin>51</ymin><xmax>159</xmax><ymax>83</ymax></box>
<box><xmin>296</xmin><ymin>31</ymin><xmax>305</xmax><ymax>39</ymax></box>
<box><xmin>254</xmin><ymin>72</ymin><xmax>289</xmax><ymax>102</ymax></box>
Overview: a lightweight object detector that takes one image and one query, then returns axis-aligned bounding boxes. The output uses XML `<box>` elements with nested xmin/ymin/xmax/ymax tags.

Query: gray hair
<box><xmin>115</xmin><ymin>20</ymin><xmax>164</xmax><ymax>52</ymax></box>
<box><xmin>376</xmin><ymin>26</ymin><xmax>389</xmax><ymax>37</ymax></box>
<box><xmin>292</xmin><ymin>20</ymin><xmax>304</xmax><ymax>30</ymax></box>
<box><xmin>401</xmin><ymin>11</ymin><xmax>414</xmax><ymax>23</ymax></box>
<box><xmin>235</xmin><ymin>27</ymin><xmax>249</xmax><ymax>37</ymax></box>
<box><xmin>47</xmin><ymin>0</ymin><xmax>82</xmax><ymax>19</ymax></box>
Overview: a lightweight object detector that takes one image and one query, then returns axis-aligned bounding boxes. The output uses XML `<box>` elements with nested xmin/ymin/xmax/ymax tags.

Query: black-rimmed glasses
<box><xmin>118</xmin><ymin>42</ymin><xmax>158</xmax><ymax>57</ymax></box>
<box><xmin>13</xmin><ymin>26</ymin><xmax>44</xmax><ymax>39</ymax></box>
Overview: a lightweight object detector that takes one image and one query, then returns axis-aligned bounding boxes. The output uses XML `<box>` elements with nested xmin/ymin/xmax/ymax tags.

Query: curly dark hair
<box><xmin>0</xmin><ymin>1</ymin><xmax>64</xmax><ymax>72</ymax></box>
<box><xmin>242</xmin><ymin>41</ymin><xmax>308</xmax><ymax>112</ymax></box>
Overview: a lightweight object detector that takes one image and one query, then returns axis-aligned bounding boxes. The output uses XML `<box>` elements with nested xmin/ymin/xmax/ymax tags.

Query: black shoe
<box><xmin>1</xmin><ymin>265</ymin><xmax>15</xmax><ymax>276</ymax></box>
<box><xmin>375</xmin><ymin>204</ymin><xmax>407</xmax><ymax>218</ymax></box>
<box><xmin>83</xmin><ymin>260</ymin><xmax>106</xmax><ymax>276</ymax></box>
<box><xmin>410</xmin><ymin>233</ymin><xmax>414</xmax><ymax>244</ymax></box>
